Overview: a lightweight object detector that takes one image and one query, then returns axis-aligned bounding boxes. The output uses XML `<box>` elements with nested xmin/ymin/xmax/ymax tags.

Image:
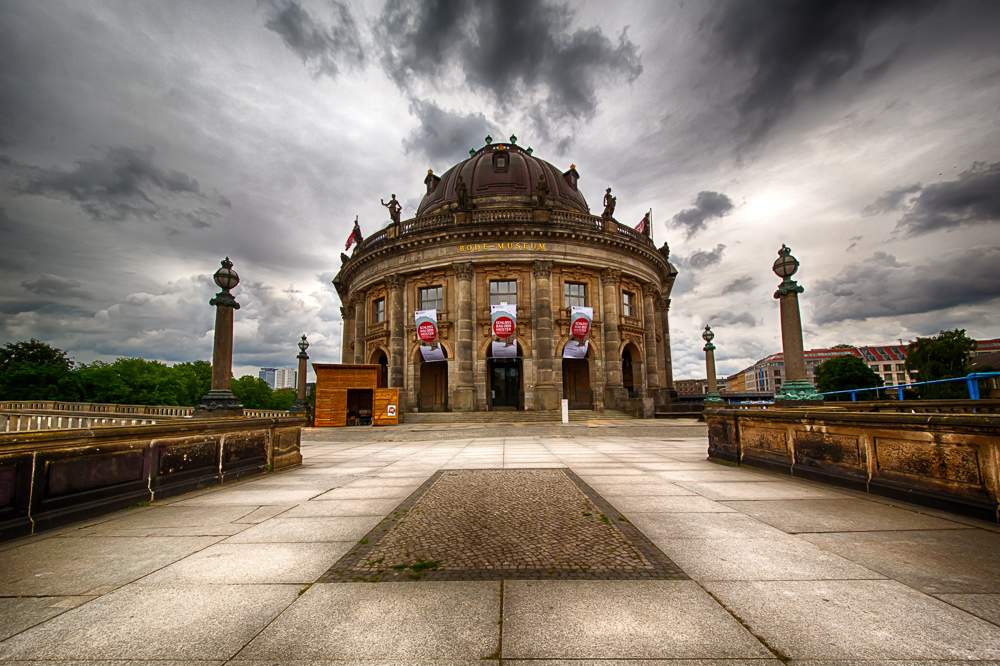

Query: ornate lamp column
<box><xmin>453</xmin><ymin>262</ymin><xmax>476</xmax><ymax>411</ymax></box>
<box><xmin>702</xmin><ymin>325</ymin><xmax>723</xmax><ymax>405</ymax></box>
<box><xmin>195</xmin><ymin>257</ymin><xmax>244</xmax><ymax>417</ymax></box>
<box><xmin>772</xmin><ymin>244</ymin><xmax>822</xmax><ymax>402</ymax></box>
<box><xmin>291</xmin><ymin>334</ymin><xmax>309</xmax><ymax>414</ymax></box>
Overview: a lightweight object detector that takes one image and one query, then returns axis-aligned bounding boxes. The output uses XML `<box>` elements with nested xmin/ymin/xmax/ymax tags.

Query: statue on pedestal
<box><xmin>602</xmin><ymin>187</ymin><xmax>617</xmax><ymax>219</ymax></box>
<box><xmin>381</xmin><ymin>194</ymin><xmax>401</xmax><ymax>225</ymax></box>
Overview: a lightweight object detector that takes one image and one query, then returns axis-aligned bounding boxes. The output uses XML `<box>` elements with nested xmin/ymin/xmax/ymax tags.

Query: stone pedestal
<box><xmin>532</xmin><ymin>208</ymin><xmax>552</xmax><ymax>224</ymax></box>
<box><xmin>454</xmin><ymin>210</ymin><xmax>471</xmax><ymax>225</ymax></box>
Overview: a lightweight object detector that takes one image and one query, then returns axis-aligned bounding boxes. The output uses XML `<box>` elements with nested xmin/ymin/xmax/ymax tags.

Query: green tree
<box><xmin>231</xmin><ymin>375</ymin><xmax>274</xmax><ymax>409</ymax></box>
<box><xmin>76</xmin><ymin>357</ymin><xmax>175</xmax><ymax>405</ymax></box>
<box><xmin>0</xmin><ymin>339</ymin><xmax>79</xmax><ymax>401</ymax></box>
<box><xmin>270</xmin><ymin>388</ymin><xmax>297</xmax><ymax>411</ymax></box>
<box><xmin>165</xmin><ymin>360</ymin><xmax>213</xmax><ymax>406</ymax></box>
<box><xmin>905</xmin><ymin>329</ymin><xmax>976</xmax><ymax>399</ymax></box>
<box><xmin>815</xmin><ymin>354</ymin><xmax>883</xmax><ymax>400</ymax></box>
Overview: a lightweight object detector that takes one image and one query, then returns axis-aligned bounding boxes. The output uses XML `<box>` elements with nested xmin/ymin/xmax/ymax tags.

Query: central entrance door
<box><xmin>562</xmin><ymin>358</ymin><xmax>592</xmax><ymax>409</ymax></box>
<box><xmin>490</xmin><ymin>358</ymin><xmax>521</xmax><ymax>410</ymax></box>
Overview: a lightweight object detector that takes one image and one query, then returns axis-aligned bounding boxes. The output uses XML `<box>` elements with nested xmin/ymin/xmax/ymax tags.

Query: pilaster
<box><xmin>352</xmin><ymin>290</ymin><xmax>366</xmax><ymax>364</ymax></box>
<box><xmin>453</xmin><ymin>262</ymin><xmax>476</xmax><ymax>411</ymax></box>
<box><xmin>532</xmin><ymin>260</ymin><xmax>558</xmax><ymax>410</ymax></box>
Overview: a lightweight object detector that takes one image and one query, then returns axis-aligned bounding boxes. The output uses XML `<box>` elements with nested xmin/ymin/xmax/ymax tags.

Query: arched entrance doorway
<box><xmin>419</xmin><ymin>348</ymin><xmax>448</xmax><ymax>411</ymax></box>
<box><xmin>561</xmin><ymin>342</ymin><xmax>592</xmax><ymax>409</ymax></box>
<box><xmin>487</xmin><ymin>342</ymin><xmax>522</xmax><ymax>410</ymax></box>
<box><xmin>371</xmin><ymin>350</ymin><xmax>388</xmax><ymax>388</ymax></box>
<box><xmin>622</xmin><ymin>346</ymin><xmax>636</xmax><ymax>398</ymax></box>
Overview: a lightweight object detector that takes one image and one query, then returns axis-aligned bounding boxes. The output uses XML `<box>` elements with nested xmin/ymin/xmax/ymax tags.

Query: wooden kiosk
<box><xmin>312</xmin><ymin>363</ymin><xmax>399</xmax><ymax>427</ymax></box>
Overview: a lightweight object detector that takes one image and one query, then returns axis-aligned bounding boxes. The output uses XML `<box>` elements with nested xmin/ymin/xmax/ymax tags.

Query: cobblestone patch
<box><xmin>319</xmin><ymin>468</ymin><xmax>686</xmax><ymax>582</ymax></box>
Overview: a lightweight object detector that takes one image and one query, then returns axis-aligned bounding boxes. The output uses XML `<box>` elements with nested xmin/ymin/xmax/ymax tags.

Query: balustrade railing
<box><xmin>472</xmin><ymin>209</ymin><xmax>533</xmax><ymax>224</ymax></box>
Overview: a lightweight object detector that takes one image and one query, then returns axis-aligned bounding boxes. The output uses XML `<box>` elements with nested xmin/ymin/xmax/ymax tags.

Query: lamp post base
<box><xmin>193</xmin><ymin>390</ymin><xmax>245</xmax><ymax>418</ymax></box>
<box><xmin>290</xmin><ymin>399</ymin><xmax>310</xmax><ymax>415</ymax></box>
<box><xmin>704</xmin><ymin>392</ymin><xmax>724</xmax><ymax>406</ymax></box>
<box><xmin>774</xmin><ymin>380</ymin><xmax>822</xmax><ymax>403</ymax></box>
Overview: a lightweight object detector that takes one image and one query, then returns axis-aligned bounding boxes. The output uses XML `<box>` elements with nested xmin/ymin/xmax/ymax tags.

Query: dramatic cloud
<box><xmin>887</xmin><ymin>161</ymin><xmax>1000</xmax><ymax>236</ymax></box>
<box><xmin>812</xmin><ymin>246</ymin><xmax>1000</xmax><ymax>324</ymax></box>
<box><xmin>709</xmin><ymin>0</ymin><xmax>938</xmax><ymax>141</ymax></box>
<box><xmin>721</xmin><ymin>276</ymin><xmax>755</xmax><ymax>294</ymax></box>
<box><xmin>709</xmin><ymin>310</ymin><xmax>758</xmax><ymax>328</ymax></box>
<box><xmin>671</xmin><ymin>191</ymin><xmax>734</xmax><ymax>238</ymax></box>
<box><xmin>377</xmin><ymin>0</ymin><xmax>642</xmax><ymax>122</ymax></box>
<box><xmin>8</xmin><ymin>146</ymin><xmax>226</xmax><ymax>225</ymax></box>
<box><xmin>21</xmin><ymin>274</ymin><xmax>94</xmax><ymax>300</ymax></box>
<box><xmin>263</xmin><ymin>0</ymin><xmax>364</xmax><ymax>78</ymax></box>
<box><xmin>685</xmin><ymin>244</ymin><xmax>726</xmax><ymax>270</ymax></box>
<box><xmin>402</xmin><ymin>99</ymin><xmax>499</xmax><ymax>164</ymax></box>
<box><xmin>863</xmin><ymin>184</ymin><xmax>922</xmax><ymax>216</ymax></box>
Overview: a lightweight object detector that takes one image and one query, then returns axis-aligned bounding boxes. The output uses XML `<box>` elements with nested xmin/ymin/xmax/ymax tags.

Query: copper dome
<box><xmin>416</xmin><ymin>138</ymin><xmax>589</xmax><ymax>217</ymax></box>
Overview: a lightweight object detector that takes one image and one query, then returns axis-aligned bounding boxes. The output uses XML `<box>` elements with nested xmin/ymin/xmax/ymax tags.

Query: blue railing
<box><xmin>818</xmin><ymin>372</ymin><xmax>1000</xmax><ymax>401</ymax></box>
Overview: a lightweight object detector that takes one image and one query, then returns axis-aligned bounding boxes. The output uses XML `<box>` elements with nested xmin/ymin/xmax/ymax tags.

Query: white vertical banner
<box><xmin>414</xmin><ymin>309</ymin><xmax>445</xmax><ymax>362</ymax></box>
<box><xmin>491</xmin><ymin>304</ymin><xmax>516</xmax><ymax>348</ymax></box>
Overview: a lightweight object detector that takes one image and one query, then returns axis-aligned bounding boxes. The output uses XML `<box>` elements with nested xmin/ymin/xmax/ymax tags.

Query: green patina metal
<box><xmin>774</xmin><ymin>379</ymin><xmax>823</xmax><ymax>402</ymax></box>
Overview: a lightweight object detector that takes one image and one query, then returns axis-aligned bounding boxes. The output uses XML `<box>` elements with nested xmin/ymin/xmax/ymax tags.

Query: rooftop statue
<box><xmin>455</xmin><ymin>174</ymin><xmax>469</xmax><ymax>209</ymax></box>
<box><xmin>381</xmin><ymin>194</ymin><xmax>402</xmax><ymax>225</ymax></box>
<box><xmin>536</xmin><ymin>174</ymin><xmax>550</xmax><ymax>207</ymax></box>
<box><xmin>602</xmin><ymin>187</ymin><xmax>617</xmax><ymax>219</ymax></box>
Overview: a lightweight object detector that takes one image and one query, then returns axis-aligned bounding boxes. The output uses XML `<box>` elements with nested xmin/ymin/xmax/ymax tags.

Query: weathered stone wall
<box><xmin>0</xmin><ymin>416</ymin><xmax>305</xmax><ymax>541</ymax></box>
<box><xmin>707</xmin><ymin>408</ymin><xmax>1000</xmax><ymax>522</ymax></box>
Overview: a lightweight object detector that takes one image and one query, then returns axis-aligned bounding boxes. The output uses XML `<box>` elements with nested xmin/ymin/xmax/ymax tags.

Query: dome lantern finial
<box><xmin>469</xmin><ymin>148</ymin><xmax>476</xmax><ymax>156</ymax></box>
<box><xmin>526</xmin><ymin>147</ymin><xmax>533</xmax><ymax>155</ymax></box>
<box><xmin>509</xmin><ymin>134</ymin><xmax>517</xmax><ymax>145</ymax></box>
<box><xmin>484</xmin><ymin>135</ymin><xmax>492</xmax><ymax>145</ymax></box>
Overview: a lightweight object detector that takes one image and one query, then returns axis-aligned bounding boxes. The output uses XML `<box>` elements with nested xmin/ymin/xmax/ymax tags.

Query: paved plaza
<box><xmin>1</xmin><ymin>419</ymin><xmax>1000</xmax><ymax>662</ymax></box>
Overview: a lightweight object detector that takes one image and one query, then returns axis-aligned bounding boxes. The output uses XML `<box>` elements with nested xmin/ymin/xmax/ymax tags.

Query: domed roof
<box><xmin>416</xmin><ymin>137</ymin><xmax>589</xmax><ymax>217</ymax></box>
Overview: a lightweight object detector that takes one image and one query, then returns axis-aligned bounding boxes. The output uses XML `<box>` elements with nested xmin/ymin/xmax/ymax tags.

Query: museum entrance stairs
<box><xmin>404</xmin><ymin>409</ymin><xmax>635</xmax><ymax>425</ymax></box>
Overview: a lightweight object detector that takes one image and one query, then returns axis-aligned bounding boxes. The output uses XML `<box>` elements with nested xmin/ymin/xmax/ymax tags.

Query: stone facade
<box><xmin>333</xmin><ymin>140</ymin><xmax>677</xmax><ymax>415</ymax></box>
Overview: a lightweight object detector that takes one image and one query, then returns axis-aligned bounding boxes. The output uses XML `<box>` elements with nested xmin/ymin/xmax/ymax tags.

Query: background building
<box><xmin>258</xmin><ymin>366</ymin><xmax>277</xmax><ymax>388</ymax></box>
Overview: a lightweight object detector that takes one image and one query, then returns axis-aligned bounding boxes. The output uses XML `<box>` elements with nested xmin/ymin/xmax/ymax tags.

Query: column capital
<box><xmin>349</xmin><ymin>289</ymin><xmax>366</xmax><ymax>307</ymax></box>
<box><xmin>600</xmin><ymin>268</ymin><xmax>621</xmax><ymax>286</ymax></box>
<box><xmin>340</xmin><ymin>306</ymin><xmax>351</xmax><ymax>319</ymax></box>
<box><xmin>453</xmin><ymin>262</ymin><xmax>475</xmax><ymax>281</ymax></box>
<box><xmin>641</xmin><ymin>283</ymin><xmax>659</xmax><ymax>298</ymax></box>
<box><xmin>387</xmin><ymin>274</ymin><xmax>405</xmax><ymax>290</ymax></box>
<box><xmin>531</xmin><ymin>260</ymin><xmax>553</xmax><ymax>279</ymax></box>
<box><xmin>773</xmin><ymin>278</ymin><xmax>804</xmax><ymax>299</ymax></box>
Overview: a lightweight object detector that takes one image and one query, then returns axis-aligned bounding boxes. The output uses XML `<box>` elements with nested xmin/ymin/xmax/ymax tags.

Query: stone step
<box><xmin>404</xmin><ymin>409</ymin><xmax>637</xmax><ymax>424</ymax></box>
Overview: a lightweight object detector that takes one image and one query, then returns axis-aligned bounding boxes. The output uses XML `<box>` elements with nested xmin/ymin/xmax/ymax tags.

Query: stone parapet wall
<box><xmin>1</xmin><ymin>401</ymin><xmax>291</xmax><ymax>432</ymax></box>
<box><xmin>0</xmin><ymin>416</ymin><xmax>306</xmax><ymax>541</ymax></box>
<box><xmin>706</xmin><ymin>407</ymin><xmax>1000</xmax><ymax>522</ymax></box>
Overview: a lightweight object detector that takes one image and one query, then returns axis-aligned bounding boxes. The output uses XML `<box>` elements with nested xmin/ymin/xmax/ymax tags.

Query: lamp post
<box><xmin>291</xmin><ymin>334</ymin><xmax>310</xmax><ymax>414</ymax></box>
<box><xmin>772</xmin><ymin>244</ymin><xmax>821</xmax><ymax>403</ymax></box>
<box><xmin>702</xmin><ymin>325</ymin><xmax>724</xmax><ymax>405</ymax></box>
<box><xmin>195</xmin><ymin>257</ymin><xmax>244</xmax><ymax>417</ymax></box>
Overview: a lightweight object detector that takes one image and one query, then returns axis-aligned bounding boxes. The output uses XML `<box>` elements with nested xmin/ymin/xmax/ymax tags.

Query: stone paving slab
<box><xmin>501</xmin><ymin>580</ymin><xmax>775</xmax><ymax>659</ymax></box>
<box><xmin>0</xmin><ymin>584</ymin><xmax>300</xmax><ymax>661</ymax></box>
<box><xmin>0</xmin><ymin>535</ymin><xmax>223</xmax><ymax>596</ymax></box>
<box><xmin>223</xmin><ymin>516</ymin><xmax>378</xmax><ymax>544</ymax></box>
<box><xmin>722</xmin><ymin>498</ymin><xmax>973</xmax><ymax>533</ymax></box>
<box><xmin>237</xmin><ymin>581</ymin><xmax>500</xmax><ymax>660</ymax></box>
<box><xmin>802</xmin><ymin>529</ymin><xmax>1000</xmax><ymax>593</ymax></box>
<box><xmin>704</xmin><ymin>580</ymin><xmax>1000</xmax><ymax>660</ymax></box>
<box><xmin>0</xmin><ymin>597</ymin><xmax>69</xmax><ymax>641</ymax></box>
<box><xmin>136</xmin><ymin>542</ymin><xmax>355</xmax><ymax>584</ymax></box>
<box><xmin>934</xmin><ymin>593</ymin><xmax>1000</xmax><ymax>626</ymax></box>
<box><xmin>319</xmin><ymin>469</ymin><xmax>685</xmax><ymax>582</ymax></box>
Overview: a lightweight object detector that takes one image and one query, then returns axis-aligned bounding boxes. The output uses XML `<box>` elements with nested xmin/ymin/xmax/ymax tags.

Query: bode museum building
<box><xmin>333</xmin><ymin>136</ymin><xmax>678</xmax><ymax>417</ymax></box>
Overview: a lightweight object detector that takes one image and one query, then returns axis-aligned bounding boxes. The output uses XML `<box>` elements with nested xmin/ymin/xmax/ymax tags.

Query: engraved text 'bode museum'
<box><xmin>458</xmin><ymin>242</ymin><xmax>548</xmax><ymax>252</ymax></box>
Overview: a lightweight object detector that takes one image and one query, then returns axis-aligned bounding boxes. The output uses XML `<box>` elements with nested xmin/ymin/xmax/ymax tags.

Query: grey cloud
<box><xmin>11</xmin><ymin>146</ymin><xmax>223</xmax><ymax>225</ymax></box>
<box><xmin>263</xmin><ymin>0</ymin><xmax>364</xmax><ymax>78</ymax></box>
<box><xmin>891</xmin><ymin>161</ymin><xmax>1000</xmax><ymax>236</ymax></box>
<box><xmin>721</xmin><ymin>275</ymin><xmax>755</xmax><ymax>294</ymax></box>
<box><xmin>812</xmin><ymin>246</ymin><xmax>1000</xmax><ymax>324</ymax></box>
<box><xmin>846</xmin><ymin>235</ymin><xmax>863</xmax><ymax>252</ymax></box>
<box><xmin>685</xmin><ymin>244</ymin><xmax>726</xmax><ymax>271</ymax></box>
<box><xmin>377</xmin><ymin>0</ymin><xmax>641</xmax><ymax>122</ymax></box>
<box><xmin>709</xmin><ymin>311</ymin><xmax>758</xmax><ymax>328</ymax></box>
<box><xmin>708</xmin><ymin>0</ymin><xmax>938</xmax><ymax>142</ymax></box>
<box><xmin>863</xmin><ymin>183</ymin><xmax>921</xmax><ymax>215</ymax></box>
<box><xmin>671</xmin><ymin>191</ymin><xmax>734</xmax><ymax>238</ymax></box>
<box><xmin>21</xmin><ymin>274</ymin><xmax>94</xmax><ymax>300</ymax></box>
<box><xmin>403</xmin><ymin>99</ymin><xmax>499</xmax><ymax>164</ymax></box>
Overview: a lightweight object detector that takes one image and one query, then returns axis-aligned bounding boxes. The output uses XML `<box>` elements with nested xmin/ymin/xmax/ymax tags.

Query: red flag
<box><xmin>635</xmin><ymin>215</ymin><xmax>646</xmax><ymax>234</ymax></box>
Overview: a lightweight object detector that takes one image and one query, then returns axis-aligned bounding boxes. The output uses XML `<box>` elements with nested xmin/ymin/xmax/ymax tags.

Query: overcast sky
<box><xmin>2</xmin><ymin>0</ymin><xmax>999</xmax><ymax>383</ymax></box>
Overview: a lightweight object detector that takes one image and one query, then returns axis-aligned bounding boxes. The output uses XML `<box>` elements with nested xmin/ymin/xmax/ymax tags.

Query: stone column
<box><xmin>453</xmin><ymin>262</ymin><xmax>476</xmax><ymax>411</ymax></box>
<box><xmin>340</xmin><ymin>306</ymin><xmax>353</xmax><ymax>364</ymax></box>
<box><xmin>387</xmin><ymin>275</ymin><xmax>406</xmax><ymax>404</ymax></box>
<box><xmin>600</xmin><ymin>268</ymin><xmax>625</xmax><ymax>409</ymax></box>
<box><xmin>195</xmin><ymin>258</ymin><xmax>243</xmax><ymax>417</ymax></box>
<box><xmin>532</xmin><ymin>260</ymin><xmax>557</xmax><ymax>410</ymax></box>
<box><xmin>641</xmin><ymin>284</ymin><xmax>660</xmax><ymax>395</ymax></box>
<box><xmin>653</xmin><ymin>298</ymin><xmax>667</xmax><ymax>403</ymax></box>
<box><xmin>703</xmin><ymin>326</ymin><xmax>723</xmax><ymax>405</ymax></box>
<box><xmin>352</xmin><ymin>291</ymin><xmax>366</xmax><ymax>364</ymax></box>
<box><xmin>659</xmin><ymin>296</ymin><xmax>676</xmax><ymax>401</ymax></box>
